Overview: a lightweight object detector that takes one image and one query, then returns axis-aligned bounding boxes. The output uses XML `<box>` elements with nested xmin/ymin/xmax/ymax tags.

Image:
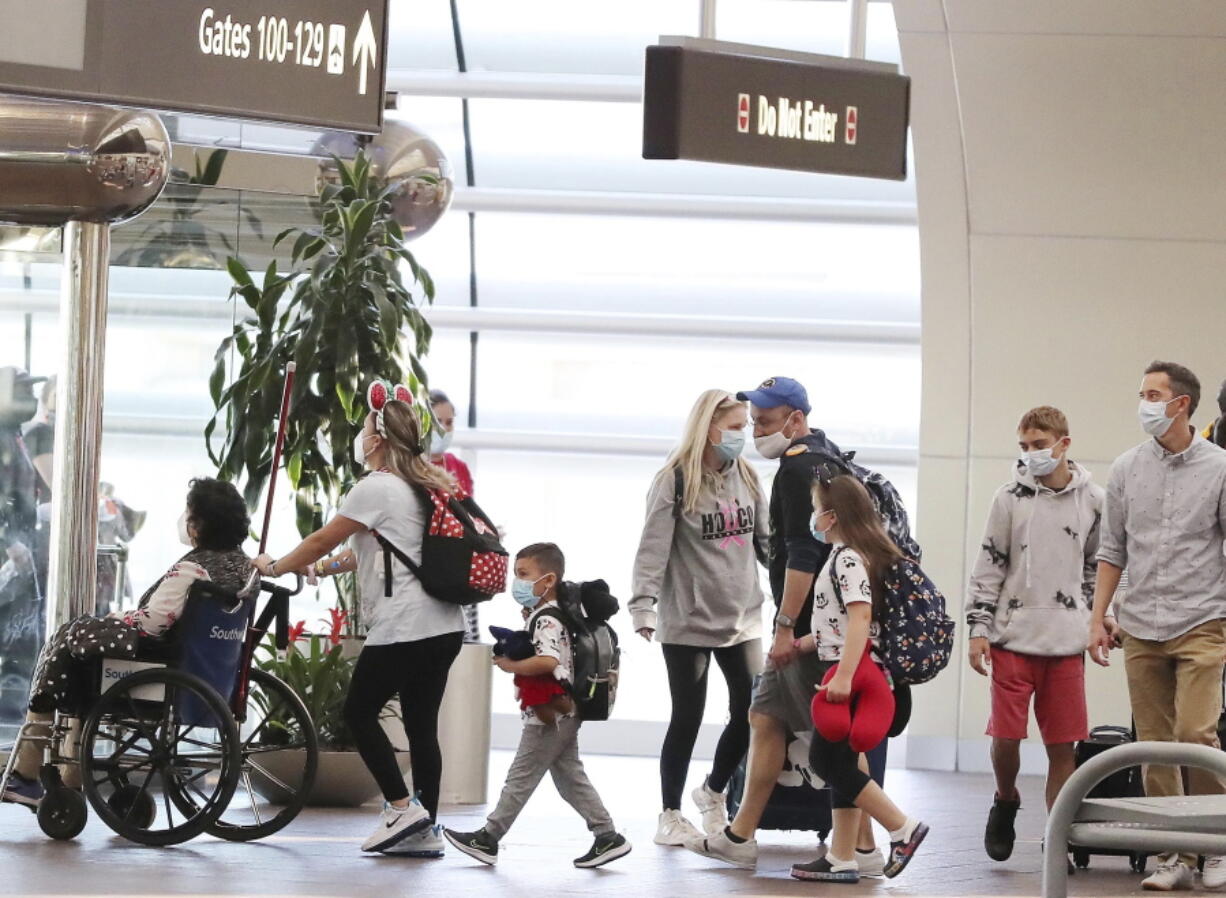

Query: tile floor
<box><xmin>0</xmin><ymin>751</ymin><xmax>1172</xmax><ymax>897</ymax></box>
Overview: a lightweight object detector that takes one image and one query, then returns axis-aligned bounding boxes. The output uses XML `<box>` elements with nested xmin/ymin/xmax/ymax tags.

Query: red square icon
<box><xmin>737</xmin><ymin>93</ymin><xmax>750</xmax><ymax>133</ymax></box>
<box><xmin>845</xmin><ymin>106</ymin><xmax>858</xmax><ymax>145</ymax></box>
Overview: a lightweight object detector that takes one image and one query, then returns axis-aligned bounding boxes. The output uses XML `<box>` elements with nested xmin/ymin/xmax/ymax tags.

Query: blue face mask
<box><xmin>809</xmin><ymin>510</ymin><xmax>831</xmax><ymax>543</ymax></box>
<box><xmin>511</xmin><ymin>575</ymin><xmax>547</xmax><ymax>608</ymax></box>
<box><xmin>711</xmin><ymin>428</ymin><xmax>747</xmax><ymax>464</ymax></box>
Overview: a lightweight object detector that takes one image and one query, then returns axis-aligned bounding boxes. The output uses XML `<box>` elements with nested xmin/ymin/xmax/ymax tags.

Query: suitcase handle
<box><xmin>1088</xmin><ymin>725</ymin><xmax>1134</xmax><ymax>741</ymax></box>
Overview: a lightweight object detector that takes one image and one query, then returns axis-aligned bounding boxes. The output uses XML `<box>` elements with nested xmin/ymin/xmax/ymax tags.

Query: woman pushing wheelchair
<box><xmin>1</xmin><ymin>476</ymin><xmax>251</xmax><ymax>807</ymax></box>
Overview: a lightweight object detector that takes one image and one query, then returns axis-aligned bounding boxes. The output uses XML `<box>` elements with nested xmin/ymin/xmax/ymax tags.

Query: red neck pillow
<box><xmin>811</xmin><ymin>651</ymin><xmax>895</xmax><ymax>754</ymax></box>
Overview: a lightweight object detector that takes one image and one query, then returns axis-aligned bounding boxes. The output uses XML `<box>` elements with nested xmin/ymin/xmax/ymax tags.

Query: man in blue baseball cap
<box><xmin>687</xmin><ymin>375</ymin><xmax>890</xmax><ymax>876</ymax></box>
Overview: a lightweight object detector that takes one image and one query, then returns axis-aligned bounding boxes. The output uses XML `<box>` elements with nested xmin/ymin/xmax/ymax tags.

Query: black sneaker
<box><xmin>574</xmin><ymin>832</ymin><xmax>632</xmax><ymax>868</ymax></box>
<box><xmin>791</xmin><ymin>856</ymin><xmax>860</xmax><ymax>882</ymax></box>
<box><xmin>443</xmin><ymin>827</ymin><xmax>499</xmax><ymax>866</ymax></box>
<box><xmin>884</xmin><ymin>821</ymin><xmax>929</xmax><ymax>878</ymax></box>
<box><xmin>984</xmin><ymin>794</ymin><xmax>1020</xmax><ymax>861</ymax></box>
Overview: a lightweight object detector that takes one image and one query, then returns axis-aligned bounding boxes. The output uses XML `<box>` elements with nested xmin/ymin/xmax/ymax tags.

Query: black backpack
<box><xmin>803</xmin><ymin>449</ymin><xmax>920</xmax><ymax>562</ymax></box>
<box><xmin>374</xmin><ymin>485</ymin><xmax>508</xmax><ymax>605</ymax></box>
<box><xmin>537</xmin><ymin>580</ymin><xmax>620</xmax><ymax>722</ymax></box>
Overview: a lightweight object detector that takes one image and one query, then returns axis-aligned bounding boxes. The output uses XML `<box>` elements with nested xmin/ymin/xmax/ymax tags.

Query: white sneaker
<box><xmin>684</xmin><ymin>829</ymin><xmax>757</xmax><ymax>870</ymax></box>
<box><xmin>361</xmin><ymin>798</ymin><xmax>431</xmax><ymax>852</ymax></box>
<box><xmin>654</xmin><ymin>809</ymin><xmax>703</xmax><ymax>846</ymax></box>
<box><xmin>1203</xmin><ymin>856</ymin><xmax>1226</xmax><ymax>890</ymax></box>
<box><xmin>856</xmin><ymin>847</ymin><xmax>886</xmax><ymax>878</ymax></box>
<box><xmin>382</xmin><ymin>823</ymin><xmax>445</xmax><ymax>858</ymax></box>
<box><xmin>1142</xmin><ymin>859</ymin><xmax>1194</xmax><ymax>892</ymax></box>
<box><xmin>691</xmin><ymin>779</ymin><xmax>729</xmax><ymax>834</ymax></box>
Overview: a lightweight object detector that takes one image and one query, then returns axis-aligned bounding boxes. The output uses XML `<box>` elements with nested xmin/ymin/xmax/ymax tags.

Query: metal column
<box><xmin>46</xmin><ymin>221</ymin><xmax>111</xmax><ymax>630</ymax></box>
<box><xmin>699</xmin><ymin>0</ymin><xmax>717</xmax><ymax>39</ymax></box>
<box><xmin>846</xmin><ymin>0</ymin><xmax>869</xmax><ymax>59</ymax></box>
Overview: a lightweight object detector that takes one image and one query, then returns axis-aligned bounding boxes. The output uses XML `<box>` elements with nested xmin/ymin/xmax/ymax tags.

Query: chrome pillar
<box><xmin>699</xmin><ymin>0</ymin><xmax>717</xmax><ymax>39</ymax></box>
<box><xmin>846</xmin><ymin>0</ymin><xmax>869</xmax><ymax>59</ymax></box>
<box><xmin>45</xmin><ymin>221</ymin><xmax>111</xmax><ymax>630</ymax></box>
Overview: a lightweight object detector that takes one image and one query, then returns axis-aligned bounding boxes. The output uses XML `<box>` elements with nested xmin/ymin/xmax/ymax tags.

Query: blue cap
<box><xmin>736</xmin><ymin>377</ymin><xmax>810</xmax><ymax>415</ymax></box>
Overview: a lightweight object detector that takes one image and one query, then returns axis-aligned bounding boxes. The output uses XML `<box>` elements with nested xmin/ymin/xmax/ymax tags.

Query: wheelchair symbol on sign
<box><xmin>327</xmin><ymin>24</ymin><xmax>346</xmax><ymax>75</ymax></box>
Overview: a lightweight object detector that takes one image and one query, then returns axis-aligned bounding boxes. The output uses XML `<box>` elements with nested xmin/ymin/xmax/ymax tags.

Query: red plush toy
<box><xmin>811</xmin><ymin>651</ymin><xmax>896</xmax><ymax>753</ymax></box>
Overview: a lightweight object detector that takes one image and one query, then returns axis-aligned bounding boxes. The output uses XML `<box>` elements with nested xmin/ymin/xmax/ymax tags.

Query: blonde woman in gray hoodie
<box><xmin>966</xmin><ymin>406</ymin><xmax>1104</xmax><ymax>867</ymax></box>
<box><xmin>631</xmin><ymin>390</ymin><xmax>769</xmax><ymax>848</ymax></box>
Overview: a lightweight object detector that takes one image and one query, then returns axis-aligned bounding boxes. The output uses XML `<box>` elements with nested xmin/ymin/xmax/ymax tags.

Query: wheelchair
<box><xmin>0</xmin><ymin>574</ymin><xmax>319</xmax><ymax>846</ymax></box>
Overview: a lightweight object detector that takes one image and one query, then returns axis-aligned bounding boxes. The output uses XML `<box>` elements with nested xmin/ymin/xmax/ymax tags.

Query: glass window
<box><xmin>0</xmin><ymin>254</ymin><xmax>60</xmax><ymax>727</ymax></box>
<box><xmin>469</xmin><ymin>211</ymin><xmax>920</xmax><ymax>321</ymax></box>
<box><xmin>473</xmin><ymin>330</ymin><xmax>919</xmax><ymax>449</ymax></box>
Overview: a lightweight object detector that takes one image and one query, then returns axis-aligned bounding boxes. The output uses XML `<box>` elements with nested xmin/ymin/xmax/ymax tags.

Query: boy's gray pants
<box><xmin>484</xmin><ymin>716</ymin><xmax>614</xmax><ymax>841</ymax></box>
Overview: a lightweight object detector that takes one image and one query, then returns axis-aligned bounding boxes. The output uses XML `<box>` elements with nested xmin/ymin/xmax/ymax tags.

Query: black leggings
<box><xmin>660</xmin><ymin>640</ymin><xmax>760</xmax><ymax>810</ymax></box>
<box><xmin>343</xmin><ymin>631</ymin><xmax>463</xmax><ymax>818</ymax></box>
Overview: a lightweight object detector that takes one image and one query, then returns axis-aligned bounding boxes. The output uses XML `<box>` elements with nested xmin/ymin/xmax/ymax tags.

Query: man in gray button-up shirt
<box><xmin>1089</xmin><ymin>360</ymin><xmax>1226</xmax><ymax>887</ymax></box>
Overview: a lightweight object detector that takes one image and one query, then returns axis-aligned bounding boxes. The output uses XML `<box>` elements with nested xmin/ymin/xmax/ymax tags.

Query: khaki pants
<box><xmin>1122</xmin><ymin>620</ymin><xmax>1226</xmax><ymax>866</ymax></box>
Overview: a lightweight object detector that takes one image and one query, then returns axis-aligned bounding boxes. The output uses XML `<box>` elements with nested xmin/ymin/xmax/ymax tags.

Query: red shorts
<box><xmin>986</xmin><ymin>646</ymin><xmax>1088</xmax><ymax>745</ymax></box>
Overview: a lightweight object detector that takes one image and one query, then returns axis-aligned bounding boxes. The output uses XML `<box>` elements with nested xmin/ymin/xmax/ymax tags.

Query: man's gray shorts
<box><xmin>750</xmin><ymin>652</ymin><xmax>828</xmax><ymax>734</ymax></box>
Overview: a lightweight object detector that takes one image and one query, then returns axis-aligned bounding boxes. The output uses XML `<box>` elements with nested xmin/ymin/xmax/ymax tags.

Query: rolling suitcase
<box><xmin>725</xmin><ymin>728</ymin><xmax>832</xmax><ymax>839</ymax></box>
<box><xmin>1069</xmin><ymin>724</ymin><xmax>1149</xmax><ymax>873</ymax></box>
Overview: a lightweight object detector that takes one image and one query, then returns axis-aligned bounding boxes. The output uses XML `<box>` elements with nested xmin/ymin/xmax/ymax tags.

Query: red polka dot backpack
<box><xmin>365</xmin><ymin>381</ymin><xmax>508</xmax><ymax>603</ymax></box>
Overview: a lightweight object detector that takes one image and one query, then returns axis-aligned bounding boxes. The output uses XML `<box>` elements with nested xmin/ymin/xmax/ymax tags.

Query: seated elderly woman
<box><xmin>1</xmin><ymin>477</ymin><xmax>251</xmax><ymax>807</ymax></box>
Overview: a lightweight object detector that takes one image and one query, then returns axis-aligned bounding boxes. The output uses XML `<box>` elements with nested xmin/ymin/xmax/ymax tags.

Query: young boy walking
<box><xmin>444</xmin><ymin>543</ymin><xmax>631</xmax><ymax>869</ymax></box>
<box><xmin>966</xmin><ymin>406</ymin><xmax>1104</xmax><ymax>862</ymax></box>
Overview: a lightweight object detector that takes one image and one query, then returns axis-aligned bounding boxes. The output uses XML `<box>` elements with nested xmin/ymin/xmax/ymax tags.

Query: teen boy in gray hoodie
<box><xmin>966</xmin><ymin>406</ymin><xmax>1104</xmax><ymax>865</ymax></box>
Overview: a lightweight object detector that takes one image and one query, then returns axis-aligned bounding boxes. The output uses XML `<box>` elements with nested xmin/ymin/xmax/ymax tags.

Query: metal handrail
<box><xmin>1043</xmin><ymin>742</ymin><xmax>1226</xmax><ymax>898</ymax></box>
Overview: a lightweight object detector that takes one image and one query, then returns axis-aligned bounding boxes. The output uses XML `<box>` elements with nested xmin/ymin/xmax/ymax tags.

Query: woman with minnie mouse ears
<box><xmin>254</xmin><ymin>381</ymin><xmax>464</xmax><ymax>858</ymax></box>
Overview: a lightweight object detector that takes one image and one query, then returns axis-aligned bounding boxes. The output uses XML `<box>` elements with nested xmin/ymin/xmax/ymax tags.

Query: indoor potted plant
<box><xmin>206</xmin><ymin>150</ymin><xmax>440</xmax><ymax>631</ymax></box>
<box><xmin>250</xmin><ymin>615</ymin><xmax>409</xmax><ymax>807</ymax></box>
<box><xmin>208</xmin><ymin>151</ymin><xmax>440</xmax><ymax>800</ymax></box>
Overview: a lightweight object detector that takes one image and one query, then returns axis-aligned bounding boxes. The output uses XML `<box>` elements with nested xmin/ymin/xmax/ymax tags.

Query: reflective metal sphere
<box><xmin>0</xmin><ymin>97</ymin><xmax>170</xmax><ymax>226</ymax></box>
<box><xmin>317</xmin><ymin>121</ymin><xmax>454</xmax><ymax>241</ymax></box>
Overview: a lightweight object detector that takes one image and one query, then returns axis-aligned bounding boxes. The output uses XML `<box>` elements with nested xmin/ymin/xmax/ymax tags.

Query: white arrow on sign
<box><xmin>353</xmin><ymin>10</ymin><xmax>377</xmax><ymax>96</ymax></box>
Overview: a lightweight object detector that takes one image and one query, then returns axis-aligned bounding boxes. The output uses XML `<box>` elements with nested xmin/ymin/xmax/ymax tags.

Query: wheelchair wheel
<box><xmin>80</xmin><ymin>667</ymin><xmax>240</xmax><ymax>846</ymax></box>
<box><xmin>107</xmin><ymin>784</ymin><xmax>156</xmax><ymax>830</ymax></box>
<box><xmin>169</xmin><ymin>669</ymin><xmax>319</xmax><ymax>841</ymax></box>
<box><xmin>37</xmin><ymin>786</ymin><xmax>87</xmax><ymax>840</ymax></box>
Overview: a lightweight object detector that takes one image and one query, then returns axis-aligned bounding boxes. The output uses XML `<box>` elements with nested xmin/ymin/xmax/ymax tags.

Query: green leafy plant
<box><xmin>255</xmin><ymin>633</ymin><xmax>355</xmax><ymax>750</ymax></box>
<box><xmin>207</xmin><ymin>151</ymin><xmax>436</xmax><ymax>530</ymax></box>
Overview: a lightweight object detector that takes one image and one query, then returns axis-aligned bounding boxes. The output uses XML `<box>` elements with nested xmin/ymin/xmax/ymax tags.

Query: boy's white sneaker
<box><xmin>691</xmin><ymin>779</ymin><xmax>729</xmax><ymax>834</ymax></box>
<box><xmin>361</xmin><ymin>798</ymin><xmax>430</xmax><ymax>852</ymax></box>
<box><xmin>1203</xmin><ymin>856</ymin><xmax>1226</xmax><ymax>890</ymax></box>
<box><xmin>654</xmin><ymin>809</ymin><xmax>703</xmax><ymax>846</ymax></box>
<box><xmin>382</xmin><ymin>823</ymin><xmax>445</xmax><ymax>858</ymax></box>
<box><xmin>684</xmin><ymin>828</ymin><xmax>757</xmax><ymax>870</ymax></box>
<box><xmin>1142</xmin><ymin>859</ymin><xmax>1194</xmax><ymax>892</ymax></box>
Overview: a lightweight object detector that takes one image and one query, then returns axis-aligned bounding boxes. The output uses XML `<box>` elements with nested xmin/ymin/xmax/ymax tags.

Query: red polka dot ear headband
<box><xmin>366</xmin><ymin>380</ymin><xmax>414</xmax><ymax>438</ymax></box>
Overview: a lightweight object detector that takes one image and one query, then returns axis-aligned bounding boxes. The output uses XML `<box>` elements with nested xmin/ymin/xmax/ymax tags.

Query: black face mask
<box><xmin>1218</xmin><ymin>382</ymin><xmax>1226</xmax><ymax>417</ymax></box>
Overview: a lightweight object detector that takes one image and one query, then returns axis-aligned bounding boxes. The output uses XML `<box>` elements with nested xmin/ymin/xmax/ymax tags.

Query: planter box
<box><xmin>251</xmin><ymin>748</ymin><xmax>411</xmax><ymax>808</ymax></box>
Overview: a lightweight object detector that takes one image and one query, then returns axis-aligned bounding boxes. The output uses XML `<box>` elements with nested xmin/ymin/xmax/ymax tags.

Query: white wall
<box><xmin>894</xmin><ymin>0</ymin><xmax>1226</xmax><ymax>773</ymax></box>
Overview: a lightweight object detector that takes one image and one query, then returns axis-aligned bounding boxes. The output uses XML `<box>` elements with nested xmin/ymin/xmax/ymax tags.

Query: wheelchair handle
<box><xmin>259</xmin><ymin>573</ymin><xmax>304</xmax><ymax>598</ymax></box>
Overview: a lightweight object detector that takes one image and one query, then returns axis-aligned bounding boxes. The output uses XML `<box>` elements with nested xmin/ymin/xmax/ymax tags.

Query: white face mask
<box><xmin>1138</xmin><ymin>397</ymin><xmax>1180</xmax><ymax>438</ymax></box>
<box><xmin>353</xmin><ymin>431</ymin><xmax>371</xmax><ymax>467</ymax></box>
<box><xmin>754</xmin><ymin>413</ymin><xmax>799</xmax><ymax>459</ymax></box>
<box><xmin>177</xmin><ymin>511</ymin><xmax>193</xmax><ymax>547</ymax></box>
<box><xmin>1021</xmin><ymin>442</ymin><xmax>1064</xmax><ymax>478</ymax></box>
<box><xmin>430</xmin><ymin>429</ymin><xmax>454</xmax><ymax>456</ymax></box>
